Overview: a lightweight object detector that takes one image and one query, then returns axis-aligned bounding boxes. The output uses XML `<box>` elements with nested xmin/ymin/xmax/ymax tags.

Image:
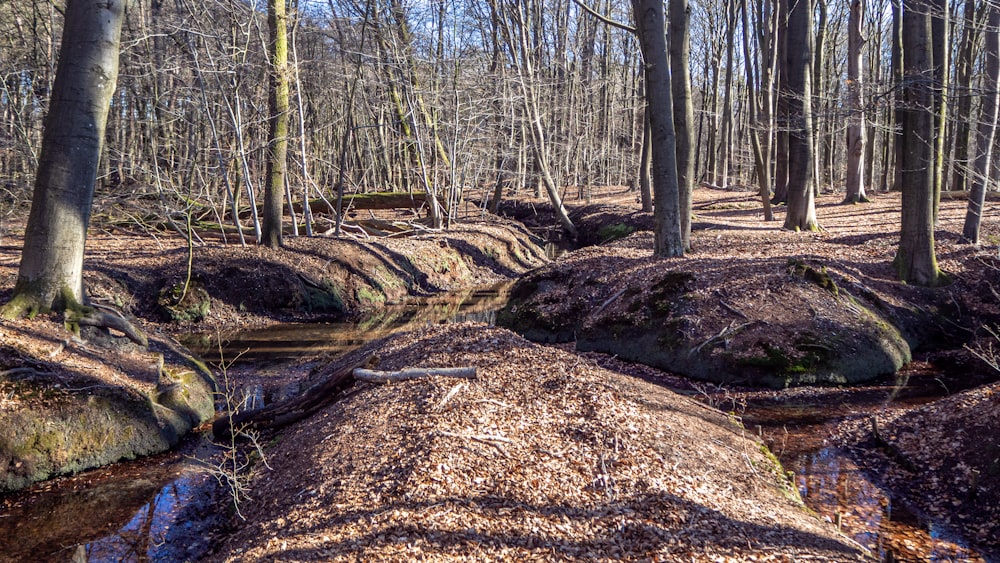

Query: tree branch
<box><xmin>571</xmin><ymin>0</ymin><xmax>636</xmax><ymax>34</ymax></box>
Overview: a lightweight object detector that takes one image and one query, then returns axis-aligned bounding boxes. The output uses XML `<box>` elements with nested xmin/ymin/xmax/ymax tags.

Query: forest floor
<box><xmin>1</xmin><ymin>184</ymin><xmax>1000</xmax><ymax>559</ymax></box>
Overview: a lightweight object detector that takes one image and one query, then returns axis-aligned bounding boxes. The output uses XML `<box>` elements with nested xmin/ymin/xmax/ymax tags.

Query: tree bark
<box><xmin>782</xmin><ymin>0</ymin><xmax>818</xmax><ymax>232</ymax></box>
<box><xmin>950</xmin><ymin>0</ymin><xmax>980</xmax><ymax>195</ymax></box>
<box><xmin>631</xmin><ymin>0</ymin><xmax>683</xmax><ymax>257</ymax></box>
<box><xmin>668</xmin><ymin>0</ymin><xmax>694</xmax><ymax>249</ymax></box>
<box><xmin>2</xmin><ymin>0</ymin><xmax>125</xmax><ymax>317</ymax></box>
<box><xmin>263</xmin><ymin>0</ymin><xmax>289</xmax><ymax>248</ymax></box>
<box><xmin>961</xmin><ymin>4</ymin><xmax>1000</xmax><ymax>244</ymax></box>
<box><xmin>894</xmin><ymin>0</ymin><xmax>940</xmax><ymax>286</ymax></box>
<box><xmin>844</xmin><ymin>0</ymin><xmax>868</xmax><ymax>204</ymax></box>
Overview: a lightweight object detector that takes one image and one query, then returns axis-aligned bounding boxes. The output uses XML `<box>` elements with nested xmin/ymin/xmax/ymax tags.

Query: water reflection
<box><xmin>745</xmin><ymin>390</ymin><xmax>996</xmax><ymax>563</ymax></box>
<box><xmin>0</xmin><ymin>438</ymin><xmax>220</xmax><ymax>563</ymax></box>
<box><xmin>184</xmin><ymin>281</ymin><xmax>514</xmax><ymax>365</ymax></box>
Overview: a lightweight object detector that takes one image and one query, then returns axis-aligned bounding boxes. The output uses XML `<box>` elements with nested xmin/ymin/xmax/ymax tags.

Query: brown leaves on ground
<box><xmin>210</xmin><ymin>324</ymin><xmax>866</xmax><ymax>562</ymax></box>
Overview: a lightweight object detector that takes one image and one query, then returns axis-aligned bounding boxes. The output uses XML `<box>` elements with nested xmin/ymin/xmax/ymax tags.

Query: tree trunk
<box><xmin>262</xmin><ymin>0</ymin><xmax>289</xmax><ymax>248</ymax></box>
<box><xmin>772</xmin><ymin>0</ymin><xmax>790</xmax><ymax>205</ymax></box>
<box><xmin>961</xmin><ymin>4</ymin><xmax>1000</xmax><ymax>244</ymax></box>
<box><xmin>894</xmin><ymin>0</ymin><xmax>940</xmax><ymax>286</ymax></box>
<box><xmin>2</xmin><ymin>0</ymin><xmax>125</xmax><ymax>317</ymax></box>
<box><xmin>951</xmin><ymin>0</ymin><xmax>979</xmax><ymax>196</ymax></box>
<box><xmin>741</xmin><ymin>0</ymin><xmax>774</xmax><ymax>221</ymax></box>
<box><xmin>844</xmin><ymin>0</ymin><xmax>868</xmax><ymax>204</ymax></box>
<box><xmin>950</xmin><ymin>0</ymin><xmax>980</xmax><ymax>195</ymax></box>
<box><xmin>669</xmin><ymin>0</ymin><xmax>694</xmax><ymax>249</ymax></box>
<box><xmin>631</xmin><ymin>0</ymin><xmax>683</xmax><ymax>257</ymax></box>
<box><xmin>782</xmin><ymin>0</ymin><xmax>818</xmax><ymax>232</ymax></box>
<box><xmin>930</xmin><ymin>0</ymin><xmax>948</xmax><ymax>220</ymax></box>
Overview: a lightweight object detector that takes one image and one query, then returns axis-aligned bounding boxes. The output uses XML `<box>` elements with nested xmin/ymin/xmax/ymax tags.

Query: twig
<box><xmin>719</xmin><ymin>299</ymin><xmax>748</xmax><ymax>319</ymax></box>
<box><xmin>592</xmin><ymin>288</ymin><xmax>627</xmax><ymax>317</ymax></box>
<box><xmin>436</xmin><ymin>382</ymin><xmax>466</xmax><ymax>409</ymax></box>
<box><xmin>689</xmin><ymin>322</ymin><xmax>751</xmax><ymax>356</ymax></box>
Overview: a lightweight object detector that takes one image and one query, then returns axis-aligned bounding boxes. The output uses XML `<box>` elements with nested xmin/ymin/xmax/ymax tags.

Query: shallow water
<box><xmin>183</xmin><ymin>281</ymin><xmax>514</xmax><ymax>365</ymax></box>
<box><xmin>0</xmin><ymin>437</ymin><xmax>222</xmax><ymax>563</ymax></box>
<box><xmin>739</xmin><ymin>371</ymin><xmax>999</xmax><ymax>562</ymax></box>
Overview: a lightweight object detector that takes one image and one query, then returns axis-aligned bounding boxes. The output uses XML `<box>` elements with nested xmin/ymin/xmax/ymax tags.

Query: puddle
<box><xmin>0</xmin><ymin>437</ymin><xmax>223</xmax><ymax>563</ymax></box>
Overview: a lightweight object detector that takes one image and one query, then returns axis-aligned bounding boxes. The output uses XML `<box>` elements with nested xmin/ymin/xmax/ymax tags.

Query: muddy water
<box><xmin>735</xmin><ymin>368</ymin><xmax>999</xmax><ymax>562</ymax></box>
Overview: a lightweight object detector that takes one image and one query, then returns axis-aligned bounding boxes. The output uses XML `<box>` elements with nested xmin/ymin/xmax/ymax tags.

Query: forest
<box><xmin>1</xmin><ymin>0</ymin><xmax>1000</xmax><ymax>561</ymax></box>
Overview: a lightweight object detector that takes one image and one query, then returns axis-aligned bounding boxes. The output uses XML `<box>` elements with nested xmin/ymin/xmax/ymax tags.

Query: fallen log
<box><xmin>212</xmin><ymin>350</ymin><xmax>376</xmax><ymax>440</ymax></box>
<box><xmin>212</xmin><ymin>347</ymin><xmax>476</xmax><ymax>439</ymax></box>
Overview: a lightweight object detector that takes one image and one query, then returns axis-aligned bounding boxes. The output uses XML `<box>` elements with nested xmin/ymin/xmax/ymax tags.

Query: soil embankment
<box><xmin>209</xmin><ymin>324</ymin><xmax>867</xmax><ymax>561</ymax></box>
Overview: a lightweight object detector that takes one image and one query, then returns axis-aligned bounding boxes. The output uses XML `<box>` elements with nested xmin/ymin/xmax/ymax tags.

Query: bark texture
<box><xmin>2</xmin><ymin>0</ymin><xmax>125</xmax><ymax>317</ymax></box>
<box><xmin>961</xmin><ymin>4</ymin><xmax>1000</xmax><ymax>244</ymax></box>
<box><xmin>632</xmin><ymin>0</ymin><xmax>683</xmax><ymax>257</ymax></box>
<box><xmin>263</xmin><ymin>0</ymin><xmax>290</xmax><ymax>248</ymax></box>
<box><xmin>894</xmin><ymin>0</ymin><xmax>939</xmax><ymax>286</ymax></box>
<box><xmin>782</xmin><ymin>0</ymin><xmax>818</xmax><ymax>231</ymax></box>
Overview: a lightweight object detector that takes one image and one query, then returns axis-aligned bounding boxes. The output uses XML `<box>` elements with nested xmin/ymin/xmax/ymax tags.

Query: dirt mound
<box><xmin>10</xmin><ymin>219</ymin><xmax>547</xmax><ymax>331</ymax></box>
<box><xmin>498</xmin><ymin>234</ymin><xmax>933</xmax><ymax>387</ymax></box>
<box><xmin>568</xmin><ymin>203</ymin><xmax>655</xmax><ymax>246</ymax></box>
<box><xmin>210</xmin><ymin>324</ymin><xmax>865</xmax><ymax>561</ymax></box>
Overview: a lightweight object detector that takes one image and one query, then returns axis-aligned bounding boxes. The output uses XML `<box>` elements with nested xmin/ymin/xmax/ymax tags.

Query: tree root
<box><xmin>72</xmin><ymin>307</ymin><xmax>148</xmax><ymax>347</ymax></box>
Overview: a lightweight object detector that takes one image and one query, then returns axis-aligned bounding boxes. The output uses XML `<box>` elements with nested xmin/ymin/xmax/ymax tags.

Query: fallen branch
<box><xmin>353</xmin><ymin>366</ymin><xmax>477</xmax><ymax>383</ymax></box>
<box><xmin>689</xmin><ymin>321</ymin><xmax>751</xmax><ymax>356</ymax></box>
<box><xmin>592</xmin><ymin>288</ymin><xmax>627</xmax><ymax>318</ymax></box>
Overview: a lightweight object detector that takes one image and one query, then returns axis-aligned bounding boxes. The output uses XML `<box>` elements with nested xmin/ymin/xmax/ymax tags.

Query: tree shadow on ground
<box><xmin>245</xmin><ymin>491</ymin><xmax>864</xmax><ymax>560</ymax></box>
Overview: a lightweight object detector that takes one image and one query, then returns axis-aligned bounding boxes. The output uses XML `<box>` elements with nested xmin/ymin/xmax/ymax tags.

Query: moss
<box><xmin>302</xmin><ymin>278</ymin><xmax>345</xmax><ymax>313</ymax></box>
<box><xmin>647</xmin><ymin>272</ymin><xmax>694</xmax><ymax>319</ymax></box>
<box><xmin>158</xmin><ymin>280</ymin><xmax>210</xmax><ymax>323</ymax></box>
<box><xmin>597</xmin><ymin>223</ymin><xmax>635</xmax><ymax>244</ymax></box>
<box><xmin>355</xmin><ymin>285</ymin><xmax>385</xmax><ymax>308</ymax></box>
<box><xmin>787</xmin><ymin>259</ymin><xmax>838</xmax><ymax>296</ymax></box>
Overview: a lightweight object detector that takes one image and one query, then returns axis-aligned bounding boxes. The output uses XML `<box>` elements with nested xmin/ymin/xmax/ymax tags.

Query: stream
<box><xmin>1</xmin><ymin>281</ymin><xmax>997</xmax><ymax>562</ymax></box>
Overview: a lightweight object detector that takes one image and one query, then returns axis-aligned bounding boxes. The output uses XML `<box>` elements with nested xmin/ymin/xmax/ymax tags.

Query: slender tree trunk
<box><xmin>962</xmin><ymin>4</ymin><xmax>1000</xmax><ymax>244</ymax></box>
<box><xmin>3</xmin><ymin>0</ymin><xmax>125</xmax><ymax>317</ymax></box>
<box><xmin>773</xmin><ymin>0</ymin><xmax>789</xmax><ymax>204</ymax></box>
<box><xmin>631</xmin><ymin>0</ymin><xmax>683</xmax><ymax>257</ymax></box>
<box><xmin>844</xmin><ymin>0</ymin><xmax>868</xmax><ymax>204</ymax></box>
<box><xmin>950</xmin><ymin>0</ymin><xmax>980</xmax><ymax>195</ymax></box>
<box><xmin>930</xmin><ymin>0</ymin><xmax>948</xmax><ymax>219</ymax></box>
<box><xmin>740</xmin><ymin>0</ymin><xmax>773</xmax><ymax>221</ymax></box>
<box><xmin>262</xmin><ymin>0</ymin><xmax>289</xmax><ymax>248</ymax></box>
<box><xmin>669</xmin><ymin>0</ymin><xmax>694</xmax><ymax>249</ymax></box>
<box><xmin>895</xmin><ymin>0</ymin><xmax>939</xmax><ymax>285</ymax></box>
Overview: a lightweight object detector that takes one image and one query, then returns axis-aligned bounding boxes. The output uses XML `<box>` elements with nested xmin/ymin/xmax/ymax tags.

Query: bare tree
<box><xmin>844</xmin><ymin>0</ymin><xmax>869</xmax><ymax>204</ymax></box>
<box><xmin>961</xmin><ymin>3</ymin><xmax>1000</xmax><ymax>244</ymax></box>
<box><xmin>263</xmin><ymin>0</ymin><xmax>290</xmax><ymax>248</ymax></box>
<box><xmin>782</xmin><ymin>0</ymin><xmax>819</xmax><ymax>232</ymax></box>
<box><xmin>631</xmin><ymin>0</ymin><xmax>683</xmax><ymax>256</ymax></box>
<box><xmin>894</xmin><ymin>0</ymin><xmax>940</xmax><ymax>285</ymax></box>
